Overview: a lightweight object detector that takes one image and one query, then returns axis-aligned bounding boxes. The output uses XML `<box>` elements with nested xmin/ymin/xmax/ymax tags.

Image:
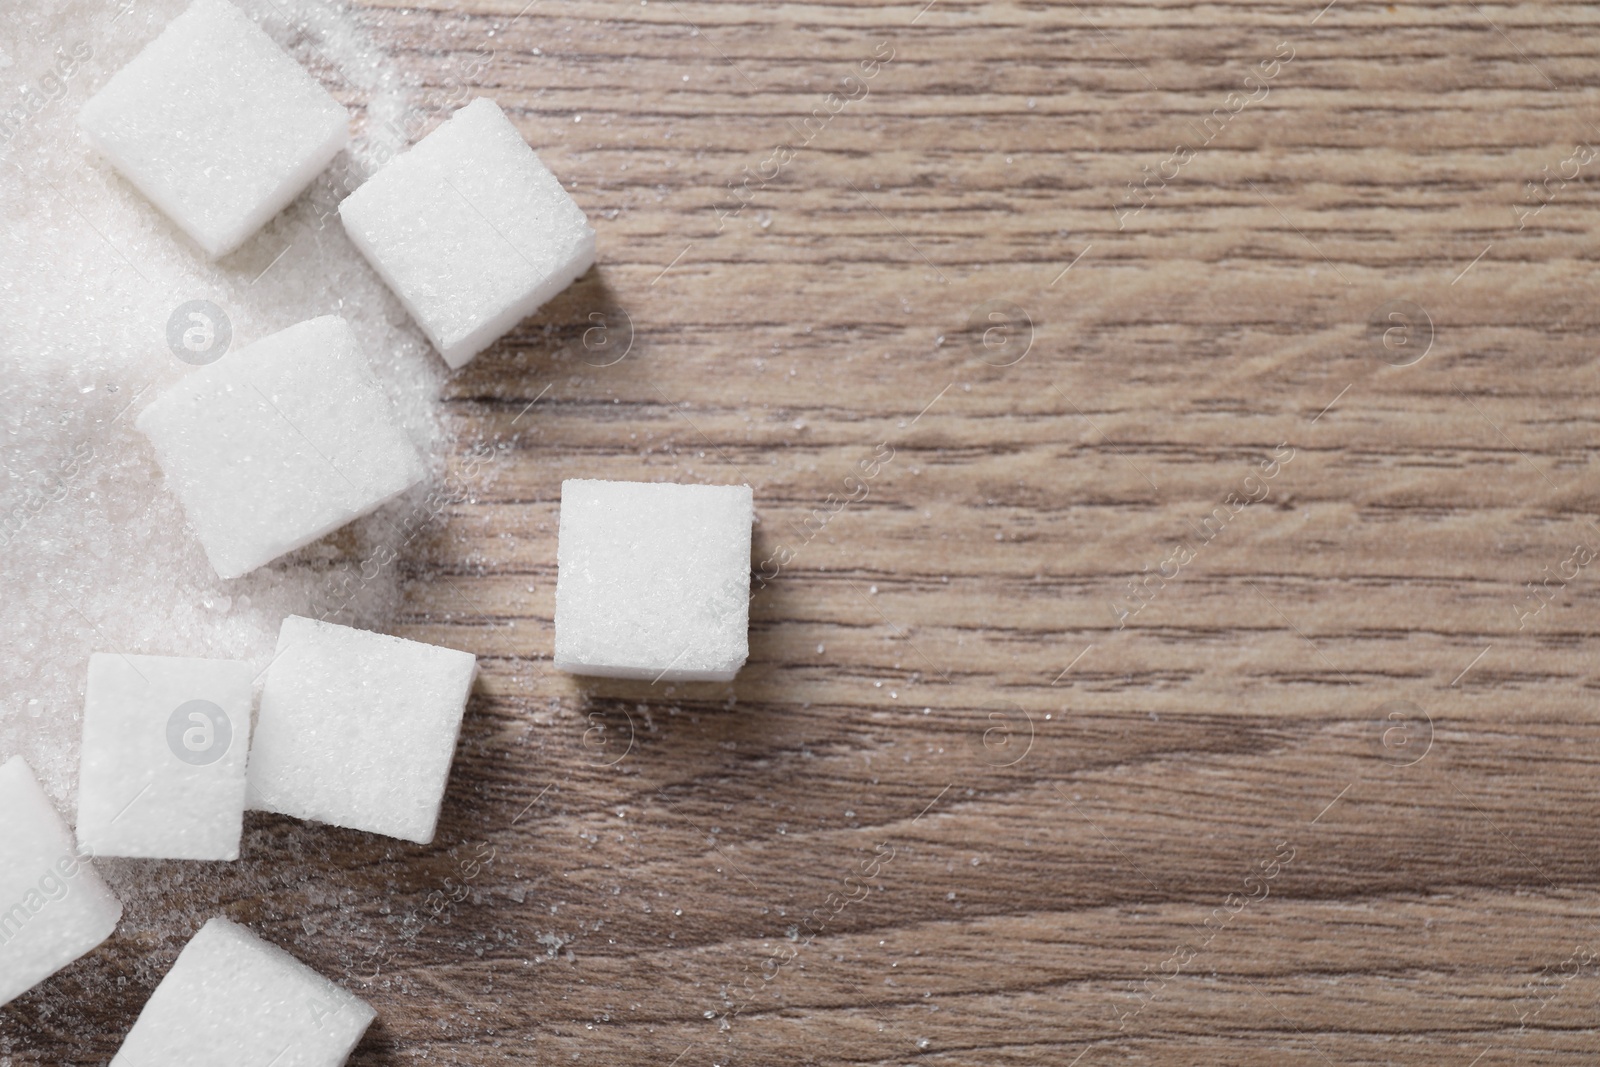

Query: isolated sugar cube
<box><xmin>340</xmin><ymin>97</ymin><xmax>596</xmax><ymax>369</ymax></box>
<box><xmin>77</xmin><ymin>0</ymin><xmax>348</xmax><ymax>257</ymax></box>
<box><xmin>136</xmin><ymin>315</ymin><xmax>425</xmax><ymax>580</ymax></box>
<box><xmin>76</xmin><ymin>654</ymin><xmax>252</xmax><ymax>861</ymax></box>
<box><xmin>110</xmin><ymin>916</ymin><xmax>373</xmax><ymax>1067</ymax></box>
<box><xmin>247</xmin><ymin>616</ymin><xmax>477</xmax><ymax>844</ymax></box>
<box><xmin>555</xmin><ymin>479</ymin><xmax>752</xmax><ymax>682</ymax></box>
<box><xmin>0</xmin><ymin>757</ymin><xmax>122</xmax><ymax>1009</ymax></box>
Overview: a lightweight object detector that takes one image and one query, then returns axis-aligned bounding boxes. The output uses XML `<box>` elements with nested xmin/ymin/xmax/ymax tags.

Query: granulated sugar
<box><xmin>0</xmin><ymin>0</ymin><xmax>451</xmax><ymax>815</ymax></box>
<box><xmin>0</xmin><ymin>2</ymin><xmax>547</xmax><ymax>1052</ymax></box>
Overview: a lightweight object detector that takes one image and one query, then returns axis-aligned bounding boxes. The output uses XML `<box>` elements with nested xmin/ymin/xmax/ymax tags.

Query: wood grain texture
<box><xmin>11</xmin><ymin>0</ymin><xmax>1600</xmax><ymax>1063</ymax></box>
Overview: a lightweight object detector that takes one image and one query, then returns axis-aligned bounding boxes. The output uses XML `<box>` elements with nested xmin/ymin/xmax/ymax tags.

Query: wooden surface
<box><xmin>13</xmin><ymin>0</ymin><xmax>1600</xmax><ymax>1063</ymax></box>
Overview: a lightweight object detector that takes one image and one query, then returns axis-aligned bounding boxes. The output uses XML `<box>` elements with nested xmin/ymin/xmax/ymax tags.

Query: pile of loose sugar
<box><xmin>0</xmin><ymin>0</ymin><xmax>450</xmax><ymax>808</ymax></box>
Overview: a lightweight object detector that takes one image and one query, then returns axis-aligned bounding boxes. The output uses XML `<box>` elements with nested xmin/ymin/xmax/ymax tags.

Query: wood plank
<box><xmin>9</xmin><ymin>0</ymin><xmax>1600</xmax><ymax>1062</ymax></box>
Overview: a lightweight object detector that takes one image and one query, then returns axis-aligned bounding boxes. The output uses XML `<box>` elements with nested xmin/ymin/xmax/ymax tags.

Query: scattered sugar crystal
<box><xmin>77</xmin><ymin>0</ymin><xmax>349</xmax><ymax>258</ymax></box>
<box><xmin>0</xmin><ymin>756</ymin><xmax>122</xmax><ymax>1009</ymax></box>
<box><xmin>246</xmin><ymin>615</ymin><xmax>477</xmax><ymax>844</ymax></box>
<box><xmin>110</xmin><ymin>916</ymin><xmax>374</xmax><ymax>1067</ymax></box>
<box><xmin>76</xmin><ymin>653</ymin><xmax>252</xmax><ymax>861</ymax></box>
<box><xmin>136</xmin><ymin>315</ymin><xmax>427</xmax><ymax>580</ymax></box>
<box><xmin>340</xmin><ymin>97</ymin><xmax>596</xmax><ymax>369</ymax></box>
<box><xmin>555</xmin><ymin>479</ymin><xmax>752</xmax><ymax>682</ymax></box>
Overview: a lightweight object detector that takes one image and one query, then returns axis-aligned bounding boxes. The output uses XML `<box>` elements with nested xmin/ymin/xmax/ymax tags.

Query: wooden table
<box><xmin>13</xmin><ymin>0</ymin><xmax>1600</xmax><ymax>1062</ymax></box>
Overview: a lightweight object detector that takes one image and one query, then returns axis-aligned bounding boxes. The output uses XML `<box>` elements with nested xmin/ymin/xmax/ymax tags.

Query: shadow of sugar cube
<box><xmin>77</xmin><ymin>0</ymin><xmax>349</xmax><ymax>258</ymax></box>
<box><xmin>109</xmin><ymin>917</ymin><xmax>374</xmax><ymax>1067</ymax></box>
<box><xmin>76</xmin><ymin>653</ymin><xmax>252</xmax><ymax>861</ymax></box>
<box><xmin>340</xmin><ymin>97</ymin><xmax>596</xmax><ymax>369</ymax></box>
<box><xmin>246</xmin><ymin>616</ymin><xmax>478</xmax><ymax>844</ymax></box>
<box><xmin>554</xmin><ymin>479</ymin><xmax>753</xmax><ymax>682</ymax></box>
<box><xmin>135</xmin><ymin>315</ymin><xmax>425</xmax><ymax>580</ymax></box>
<box><xmin>0</xmin><ymin>756</ymin><xmax>122</xmax><ymax>1009</ymax></box>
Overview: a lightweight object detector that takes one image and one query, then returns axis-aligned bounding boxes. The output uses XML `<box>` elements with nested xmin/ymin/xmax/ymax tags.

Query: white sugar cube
<box><xmin>340</xmin><ymin>97</ymin><xmax>596</xmax><ymax>369</ymax></box>
<box><xmin>110</xmin><ymin>916</ymin><xmax>374</xmax><ymax>1067</ymax></box>
<box><xmin>77</xmin><ymin>0</ymin><xmax>349</xmax><ymax>258</ymax></box>
<box><xmin>555</xmin><ymin>479</ymin><xmax>752</xmax><ymax>682</ymax></box>
<box><xmin>76</xmin><ymin>653</ymin><xmax>252</xmax><ymax>861</ymax></box>
<box><xmin>246</xmin><ymin>616</ymin><xmax>476</xmax><ymax>844</ymax></box>
<box><xmin>0</xmin><ymin>757</ymin><xmax>122</xmax><ymax>1009</ymax></box>
<box><xmin>136</xmin><ymin>315</ymin><xmax>425</xmax><ymax>580</ymax></box>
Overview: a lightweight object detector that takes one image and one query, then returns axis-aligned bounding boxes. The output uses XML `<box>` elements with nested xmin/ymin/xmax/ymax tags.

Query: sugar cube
<box><xmin>0</xmin><ymin>757</ymin><xmax>122</xmax><ymax>1009</ymax></box>
<box><xmin>76</xmin><ymin>653</ymin><xmax>252</xmax><ymax>861</ymax></box>
<box><xmin>555</xmin><ymin>479</ymin><xmax>752</xmax><ymax>682</ymax></box>
<box><xmin>340</xmin><ymin>97</ymin><xmax>596</xmax><ymax>369</ymax></box>
<box><xmin>246</xmin><ymin>616</ymin><xmax>477</xmax><ymax>844</ymax></box>
<box><xmin>77</xmin><ymin>0</ymin><xmax>349</xmax><ymax>258</ymax></box>
<box><xmin>110</xmin><ymin>916</ymin><xmax>374</xmax><ymax>1067</ymax></box>
<box><xmin>136</xmin><ymin>315</ymin><xmax>426</xmax><ymax>580</ymax></box>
